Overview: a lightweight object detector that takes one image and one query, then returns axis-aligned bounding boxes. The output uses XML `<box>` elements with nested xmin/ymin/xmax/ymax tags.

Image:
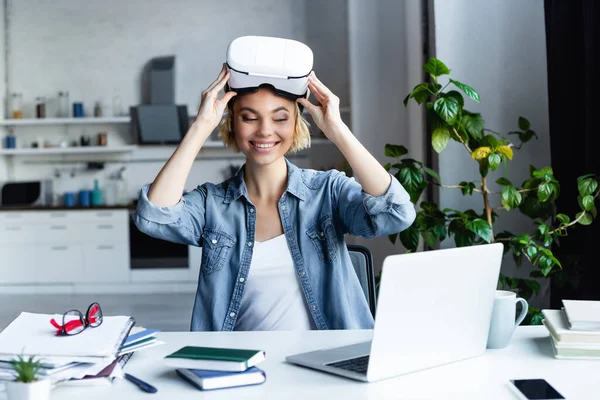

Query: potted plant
<box><xmin>383</xmin><ymin>58</ymin><xmax>599</xmax><ymax>324</ymax></box>
<box><xmin>5</xmin><ymin>354</ymin><xmax>51</xmax><ymax>400</ymax></box>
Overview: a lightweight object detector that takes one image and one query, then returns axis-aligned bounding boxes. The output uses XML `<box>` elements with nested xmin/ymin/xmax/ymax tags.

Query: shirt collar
<box><xmin>224</xmin><ymin>158</ymin><xmax>306</xmax><ymax>203</ymax></box>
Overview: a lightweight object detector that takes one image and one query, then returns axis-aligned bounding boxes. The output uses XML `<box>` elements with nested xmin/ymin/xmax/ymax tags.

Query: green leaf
<box><xmin>582</xmin><ymin>195</ymin><xmax>595</xmax><ymax>211</ymax></box>
<box><xmin>449</xmin><ymin>79</ymin><xmax>480</xmax><ymax>103</ymax></box>
<box><xmin>383</xmin><ymin>163</ymin><xmax>391</xmax><ymax>171</ymax></box>
<box><xmin>501</xmin><ymin>186</ymin><xmax>522</xmax><ymax>211</ymax></box>
<box><xmin>432</xmin><ymin>224</ymin><xmax>447</xmax><ymax>241</ymax></box>
<box><xmin>433</xmin><ymin>97</ymin><xmax>460</xmax><ymax>125</ymax></box>
<box><xmin>432</xmin><ymin>127</ymin><xmax>451</xmax><ymax>153</ymax></box>
<box><xmin>460</xmin><ymin>112</ymin><xmax>484</xmax><ymax>141</ymax></box>
<box><xmin>518</xmin><ymin>116</ymin><xmax>530</xmax><ymax>131</ymax></box>
<box><xmin>538</xmin><ymin>255</ymin><xmax>553</xmax><ymax>276</ymax></box>
<box><xmin>385</xmin><ymin>144</ymin><xmax>408</xmax><ymax>158</ymax></box>
<box><xmin>578</xmin><ymin>178</ymin><xmax>598</xmax><ymax>197</ymax></box>
<box><xmin>537</xmin><ymin>182</ymin><xmax>553</xmax><ymax>202</ymax></box>
<box><xmin>459</xmin><ymin>181</ymin><xmax>476</xmax><ymax>196</ymax></box>
<box><xmin>488</xmin><ymin>153</ymin><xmax>501</xmax><ymax>171</ymax></box>
<box><xmin>421</xmin><ymin>231</ymin><xmax>437</xmax><ymax>249</ymax></box>
<box><xmin>399</xmin><ymin>226</ymin><xmax>419</xmax><ymax>252</ymax></box>
<box><xmin>423</xmin><ymin>58</ymin><xmax>451</xmax><ymax>78</ymax></box>
<box><xmin>529</xmin><ymin>309</ymin><xmax>545</xmax><ymax>326</ymax></box>
<box><xmin>444</xmin><ymin>90</ymin><xmax>465</xmax><ymax>108</ymax></box>
<box><xmin>423</xmin><ymin>167</ymin><xmax>441</xmax><ymax>183</ymax></box>
<box><xmin>576</xmin><ymin>211</ymin><xmax>593</xmax><ymax>225</ymax></box>
<box><xmin>454</xmin><ymin>230</ymin><xmax>476</xmax><ymax>247</ymax></box>
<box><xmin>525</xmin><ymin>246</ymin><xmax>538</xmax><ymax>260</ymax></box>
<box><xmin>465</xmin><ymin>219</ymin><xmax>492</xmax><ymax>243</ymax></box>
<box><xmin>397</xmin><ymin>167</ymin><xmax>425</xmax><ymax>203</ymax></box>
<box><xmin>496</xmin><ymin>177</ymin><xmax>512</xmax><ymax>186</ymax></box>
<box><xmin>556</xmin><ymin>213</ymin><xmax>570</xmax><ymax>224</ymax></box>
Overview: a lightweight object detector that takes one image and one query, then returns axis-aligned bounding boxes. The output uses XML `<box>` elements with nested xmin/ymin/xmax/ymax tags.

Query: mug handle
<box><xmin>515</xmin><ymin>297</ymin><xmax>529</xmax><ymax>327</ymax></box>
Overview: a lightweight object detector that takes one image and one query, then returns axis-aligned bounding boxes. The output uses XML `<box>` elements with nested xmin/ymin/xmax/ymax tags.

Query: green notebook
<box><xmin>164</xmin><ymin>346</ymin><xmax>266</xmax><ymax>372</ymax></box>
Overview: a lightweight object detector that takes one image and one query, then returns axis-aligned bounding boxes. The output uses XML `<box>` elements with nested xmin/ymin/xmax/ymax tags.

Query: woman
<box><xmin>134</xmin><ymin>64</ymin><xmax>416</xmax><ymax>331</ymax></box>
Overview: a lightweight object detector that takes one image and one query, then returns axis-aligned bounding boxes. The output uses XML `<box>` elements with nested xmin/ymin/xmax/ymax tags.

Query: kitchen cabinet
<box><xmin>0</xmin><ymin>209</ymin><xmax>129</xmax><ymax>285</ymax></box>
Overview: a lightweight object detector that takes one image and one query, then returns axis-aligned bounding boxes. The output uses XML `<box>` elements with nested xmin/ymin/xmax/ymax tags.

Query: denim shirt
<box><xmin>134</xmin><ymin>159</ymin><xmax>416</xmax><ymax>331</ymax></box>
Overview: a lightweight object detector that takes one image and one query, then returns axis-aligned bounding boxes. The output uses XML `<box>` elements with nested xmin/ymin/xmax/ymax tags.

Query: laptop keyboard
<box><xmin>325</xmin><ymin>355</ymin><xmax>370</xmax><ymax>374</ymax></box>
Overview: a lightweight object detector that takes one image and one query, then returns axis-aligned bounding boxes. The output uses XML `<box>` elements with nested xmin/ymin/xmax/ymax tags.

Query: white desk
<box><xmin>5</xmin><ymin>326</ymin><xmax>598</xmax><ymax>399</ymax></box>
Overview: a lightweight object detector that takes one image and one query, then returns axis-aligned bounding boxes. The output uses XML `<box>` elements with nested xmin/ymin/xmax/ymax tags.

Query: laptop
<box><xmin>285</xmin><ymin>243</ymin><xmax>504</xmax><ymax>382</ymax></box>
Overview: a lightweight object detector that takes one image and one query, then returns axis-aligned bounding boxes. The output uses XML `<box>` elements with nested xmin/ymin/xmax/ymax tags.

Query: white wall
<box><xmin>434</xmin><ymin>0</ymin><xmax>551</xmax><ymax>307</ymax></box>
<box><xmin>347</xmin><ymin>0</ymin><xmax>425</xmax><ymax>270</ymax></box>
<box><xmin>0</xmin><ymin>0</ymin><xmax>348</xmax><ymax>201</ymax></box>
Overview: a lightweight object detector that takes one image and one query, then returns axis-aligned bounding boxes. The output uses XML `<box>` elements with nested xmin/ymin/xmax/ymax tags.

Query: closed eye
<box><xmin>242</xmin><ymin>116</ymin><xmax>258</xmax><ymax>122</ymax></box>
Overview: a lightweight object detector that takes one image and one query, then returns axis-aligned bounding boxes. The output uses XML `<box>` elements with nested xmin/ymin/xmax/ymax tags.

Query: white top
<box><xmin>38</xmin><ymin>327</ymin><xmax>600</xmax><ymax>400</ymax></box>
<box><xmin>234</xmin><ymin>234</ymin><xmax>315</xmax><ymax>331</ymax></box>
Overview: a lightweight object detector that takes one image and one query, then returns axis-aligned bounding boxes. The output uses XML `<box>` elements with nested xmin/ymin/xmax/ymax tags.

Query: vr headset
<box><xmin>225</xmin><ymin>36</ymin><xmax>313</xmax><ymax>103</ymax></box>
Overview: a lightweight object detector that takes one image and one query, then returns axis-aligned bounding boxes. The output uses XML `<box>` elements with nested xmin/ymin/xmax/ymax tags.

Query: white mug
<box><xmin>486</xmin><ymin>290</ymin><xmax>528</xmax><ymax>349</ymax></box>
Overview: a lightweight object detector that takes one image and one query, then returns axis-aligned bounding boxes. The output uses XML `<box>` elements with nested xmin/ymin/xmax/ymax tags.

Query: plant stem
<box><xmin>481</xmin><ymin>175</ymin><xmax>495</xmax><ymax>241</ymax></box>
<box><xmin>435</xmin><ymin>183</ymin><xmax>483</xmax><ymax>193</ymax></box>
<box><xmin>451</xmin><ymin>127</ymin><xmax>472</xmax><ymax>153</ymax></box>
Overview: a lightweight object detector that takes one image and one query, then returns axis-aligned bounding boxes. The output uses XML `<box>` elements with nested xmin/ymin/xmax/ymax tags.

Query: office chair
<box><xmin>347</xmin><ymin>244</ymin><xmax>377</xmax><ymax>318</ymax></box>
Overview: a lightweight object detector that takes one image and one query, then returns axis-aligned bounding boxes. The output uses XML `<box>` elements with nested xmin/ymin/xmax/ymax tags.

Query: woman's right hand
<box><xmin>194</xmin><ymin>63</ymin><xmax>237</xmax><ymax>130</ymax></box>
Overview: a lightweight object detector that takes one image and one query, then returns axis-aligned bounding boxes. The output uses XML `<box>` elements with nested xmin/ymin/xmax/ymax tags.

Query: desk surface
<box><xmin>3</xmin><ymin>326</ymin><xmax>597</xmax><ymax>399</ymax></box>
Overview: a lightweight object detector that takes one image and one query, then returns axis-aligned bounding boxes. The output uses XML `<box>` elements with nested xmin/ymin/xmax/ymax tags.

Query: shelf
<box><xmin>0</xmin><ymin>145</ymin><xmax>137</xmax><ymax>155</ymax></box>
<box><xmin>199</xmin><ymin>138</ymin><xmax>332</xmax><ymax>148</ymax></box>
<box><xmin>0</xmin><ymin>117</ymin><xmax>130</xmax><ymax>126</ymax></box>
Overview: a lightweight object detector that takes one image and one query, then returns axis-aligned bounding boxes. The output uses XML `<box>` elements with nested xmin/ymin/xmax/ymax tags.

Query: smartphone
<box><xmin>509</xmin><ymin>379</ymin><xmax>565</xmax><ymax>400</ymax></box>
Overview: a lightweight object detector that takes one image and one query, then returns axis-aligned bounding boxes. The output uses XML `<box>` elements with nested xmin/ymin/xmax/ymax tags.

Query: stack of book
<box><xmin>542</xmin><ymin>300</ymin><xmax>600</xmax><ymax>359</ymax></box>
<box><xmin>164</xmin><ymin>346</ymin><xmax>267</xmax><ymax>391</ymax></box>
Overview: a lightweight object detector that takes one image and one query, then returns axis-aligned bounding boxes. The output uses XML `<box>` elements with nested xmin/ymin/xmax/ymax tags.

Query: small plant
<box><xmin>9</xmin><ymin>354</ymin><xmax>43</xmax><ymax>383</ymax></box>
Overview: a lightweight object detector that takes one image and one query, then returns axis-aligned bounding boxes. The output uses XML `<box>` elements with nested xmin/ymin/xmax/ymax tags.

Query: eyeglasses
<box><xmin>49</xmin><ymin>302</ymin><xmax>103</xmax><ymax>336</ymax></box>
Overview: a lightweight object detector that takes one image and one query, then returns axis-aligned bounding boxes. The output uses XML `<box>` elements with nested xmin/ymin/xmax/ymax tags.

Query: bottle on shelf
<box><xmin>58</xmin><ymin>91</ymin><xmax>70</xmax><ymax>118</ymax></box>
<box><xmin>91</xmin><ymin>179</ymin><xmax>103</xmax><ymax>206</ymax></box>
<box><xmin>10</xmin><ymin>92</ymin><xmax>23</xmax><ymax>119</ymax></box>
<box><xmin>35</xmin><ymin>97</ymin><xmax>46</xmax><ymax>118</ymax></box>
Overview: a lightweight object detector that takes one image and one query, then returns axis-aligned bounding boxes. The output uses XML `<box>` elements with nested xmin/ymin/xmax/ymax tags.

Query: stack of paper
<box><xmin>562</xmin><ymin>300</ymin><xmax>600</xmax><ymax>331</ymax></box>
<box><xmin>0</xmin><ymin>312</ymin><xmax>138</xmax><ymax>386</ymax></box>
<box><xmin>164</xmin><ymin>346</ymin><xmax>267</xmax><ymax>391</ymax></box>
<box><xmin>542</xmin><ymin>304</ymin><xmax>600</xmax><ymax>359</ymax></box>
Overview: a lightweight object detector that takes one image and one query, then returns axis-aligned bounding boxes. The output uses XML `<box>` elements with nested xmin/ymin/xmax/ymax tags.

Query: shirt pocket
<box><xmin>306</xmin><ymin>215</ymin><xmax>339</xmax><ymax>263</ymax></box>
<box><xmin>200</xmin><ymin>229</ymin><xmax>235</xmax><ymax>275</ymax></box>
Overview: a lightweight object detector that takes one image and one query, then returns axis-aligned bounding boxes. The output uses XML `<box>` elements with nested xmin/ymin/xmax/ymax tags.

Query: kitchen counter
<box><xmin>0</xmin><ymin>204</ymin><xmax>136</xmax><ymax>211</ymax></box>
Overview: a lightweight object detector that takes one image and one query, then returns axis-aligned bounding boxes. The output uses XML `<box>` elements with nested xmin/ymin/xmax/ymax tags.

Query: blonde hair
<box><xmin>218</xmin><ymin>101</ymin><xmax>311</xmax><ymax>153</ymax></box>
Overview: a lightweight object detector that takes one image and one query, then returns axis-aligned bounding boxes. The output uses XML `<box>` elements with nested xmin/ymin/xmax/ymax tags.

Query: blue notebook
<box><xmin>176</xmin><ymin>366</ymin><xmax>266</xmax><ymax>391</ymax></box>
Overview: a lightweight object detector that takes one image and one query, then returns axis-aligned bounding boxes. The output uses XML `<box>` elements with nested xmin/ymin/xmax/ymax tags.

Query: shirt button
<box><xmin>229</xmin><ymin>312</ymin><xmax>236</xmax><ymax>318</ymax></box>
<box><xmin>320</xmin><ymin>232</ymin><xmax>324</xmax><ymax>237</ymax></box>
<box><xmin>239</xmin><ymin>277</ymin><xmax>245</xmax><ymax>283</ymax></box>
<box><xmin>299</xmin><ymin>271</ymin><xmax>305</xmax><ymax>276</ymax></box>
<box><xmin>311</xmin><ymin>305</ymin><xmax>317</xmax><ymax>311</ymax></box>
<box><xmin>281</xmin><ymin>205</ymin><xmax>286</xmax><ymax>210</ymax></box>
<box><xmin>288</xmin><ymin>237</ymin><xmax>294</xmax><ymax>242</ymax></box>
<box><xmin>211</xmin><ymin>239</ymin><xmax>217</xmax><ymax>244</ymax></box>
<box><xmin>249</xmin><ymin>208</ymin><xmax>254</xmax><ymax>213</ymax></box>
<box><xmin>247</xmin><ymin>241</ymin><xmax>253</xmax><ymax>247</ymax></box>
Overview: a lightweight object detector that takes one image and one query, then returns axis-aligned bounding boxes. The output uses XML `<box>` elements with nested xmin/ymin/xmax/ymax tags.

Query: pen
<box><xmin>124</xmin><ymin>373</ymin><xmax>158</xmax><ymax>393</ymax></box>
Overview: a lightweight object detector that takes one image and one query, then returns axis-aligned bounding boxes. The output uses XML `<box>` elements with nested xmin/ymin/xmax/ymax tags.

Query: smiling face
<box><xmin>231</xmin><ymin>88</ymin><xmax>296</xmax><ymax>167</ymax></box>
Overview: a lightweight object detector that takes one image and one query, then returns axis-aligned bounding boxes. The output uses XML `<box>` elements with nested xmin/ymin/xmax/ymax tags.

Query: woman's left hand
<box><xmin>298</xmin><ymin>72</ymin><xmax>346</xmax><ymax>140</ymax></box>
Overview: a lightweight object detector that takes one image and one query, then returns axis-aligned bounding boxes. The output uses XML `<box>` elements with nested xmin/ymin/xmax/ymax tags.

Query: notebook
<box><xmin>0</xmin><ymin>312</ymin><xmax>135</xmax><ymax>363</ymax></box>
<box><xmin>562</xmin><ymin>300</ymin><xmax>600</xmax><ymax>331</ymax></box>
<box><xmin>164</xmin><ymin>346</ymin><xmax>266</xmax><ymax>372</ymax></box>
<box><xmin>542</xmin><ymin>309</ymin><xmax>600</xmax><ymax>344</ymax></box>
<box><xmin>176</xmin><ymin>366</ymin><xmax>266</xmax><ymax>391</ymax></box>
